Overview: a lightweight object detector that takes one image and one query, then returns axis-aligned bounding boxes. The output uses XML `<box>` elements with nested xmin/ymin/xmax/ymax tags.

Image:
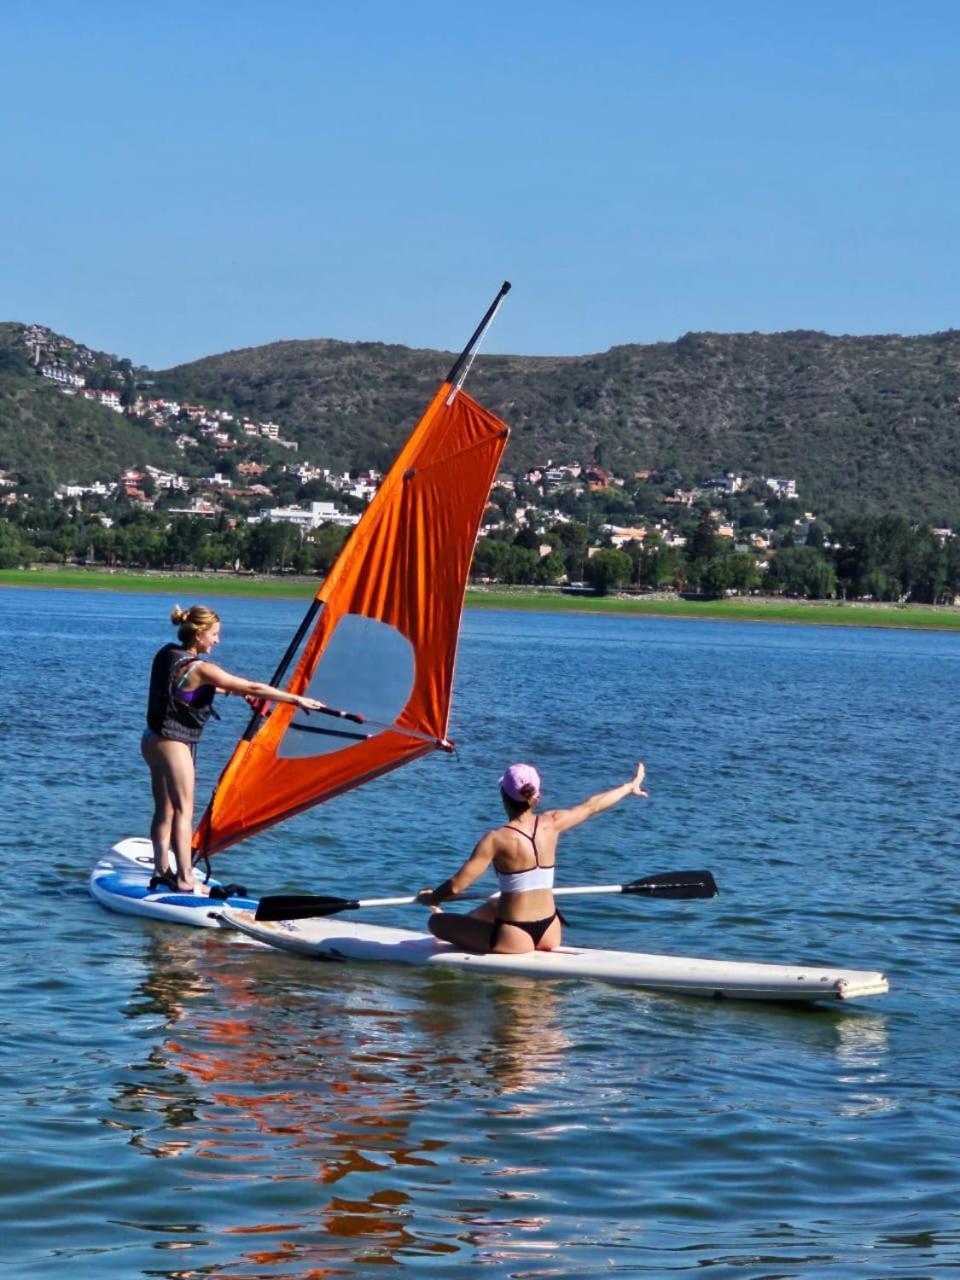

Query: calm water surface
<box><xmin>2</xmin><ymin>588</ymin><xmax>959</xmax><ymax>1277</ymax></box>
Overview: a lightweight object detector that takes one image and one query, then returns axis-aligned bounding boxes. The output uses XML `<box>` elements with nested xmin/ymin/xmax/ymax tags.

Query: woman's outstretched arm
<box><xmin>548</xmin><ymin>762</ymin><xmax>648</xmax><ymax>834</ymax></box>
<box><xmin>191</xmin><ymin>661</ymin><xmax>325</xmax><ymax>712</ymax></box>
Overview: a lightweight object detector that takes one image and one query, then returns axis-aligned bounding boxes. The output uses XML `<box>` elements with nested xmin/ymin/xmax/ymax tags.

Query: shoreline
<box><xmin>2</xmin><ymin>566</ymin><xmax>960</xmax><ymax>630</ymax></box>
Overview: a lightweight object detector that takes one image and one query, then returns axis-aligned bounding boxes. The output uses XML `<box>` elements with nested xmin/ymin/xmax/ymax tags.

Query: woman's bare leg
<box><xmin>429</xmin><ymin>912</ymin><xmax>562</xmax><ymax>956</ymax></box>
<box><xmin>427</xmin><ymin>902</ymin><xmax>541</xmax><ymax>954</ymax></box>
<box><xmin>141</xmin><ymin>736</ymin><xmax>206</xmax><ymax>893</ymax></box>
<box><xmin>428</xmin><ymin>910</ymin><xmax>498</xmax><ymax>952</ymax></box>
<box><xmin>141</xmin><ymin>734</ymin><xmax>173</xmax><ymax>877</ymax></box>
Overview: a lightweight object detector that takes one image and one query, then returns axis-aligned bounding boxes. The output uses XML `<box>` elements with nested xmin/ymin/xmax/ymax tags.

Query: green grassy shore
<box><xmin>3</xmin><ymin>565</ymin><xmax>960</xmax><ymax>630</ymax></box>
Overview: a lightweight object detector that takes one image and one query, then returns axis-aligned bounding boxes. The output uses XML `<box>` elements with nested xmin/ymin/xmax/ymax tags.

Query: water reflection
<box><xmin>833</xmin><ymin>1012</ymin><xmax>889</xmax><ymax>1065</ymax></box>
<box><xmin>832</xmin><ymin>1012</ymin><xmax>898</xmax><ymax>1117</ymax></box>
<box><xmin>104</xmin><ymin>929</ymin><xmax>914</xmax><ymax>1277</ymax></box>
<box><xmin>111</xmin><ymin>932</ymin><xmax>576</xmax><ymax>1274</ymax></box>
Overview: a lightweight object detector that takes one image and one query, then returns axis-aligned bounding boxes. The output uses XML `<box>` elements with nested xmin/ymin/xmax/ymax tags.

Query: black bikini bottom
<box><xmin>490</xmin><ymin>911</ymin><xmax>563</xmax><ymax>948</ymax></box>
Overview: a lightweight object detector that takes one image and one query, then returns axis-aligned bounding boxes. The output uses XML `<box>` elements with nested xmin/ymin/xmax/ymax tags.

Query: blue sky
<box><xmin>3</xmin><ymin>1</ymin><xmax>959</xmax><ymax>367</ymax></box>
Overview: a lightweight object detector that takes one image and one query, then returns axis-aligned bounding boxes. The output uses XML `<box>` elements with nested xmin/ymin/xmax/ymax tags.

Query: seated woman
<box><xmin>419</xmin><ymin>761</ymin><xmax>647</xmax><ymax>954</ymax></box>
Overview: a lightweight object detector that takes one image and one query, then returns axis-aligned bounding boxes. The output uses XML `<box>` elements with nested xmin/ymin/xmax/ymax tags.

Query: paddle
<box><xmin>254</xmin><ymin>869</ymin><xmax>718</xmax><ymax>922</ymax></box>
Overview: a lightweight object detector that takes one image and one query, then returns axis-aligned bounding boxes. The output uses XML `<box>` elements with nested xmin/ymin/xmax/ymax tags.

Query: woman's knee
<box><xmin>429</xmin><ymin>914</ymin><xmax>471</xmax><ymax>947</ymax></box>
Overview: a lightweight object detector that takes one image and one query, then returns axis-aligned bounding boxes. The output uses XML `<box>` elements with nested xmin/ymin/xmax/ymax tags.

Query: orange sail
<box><xmin>193</xmin><ymin>286</ymin><xmax>511</xmax><ymax>857</ymax></box>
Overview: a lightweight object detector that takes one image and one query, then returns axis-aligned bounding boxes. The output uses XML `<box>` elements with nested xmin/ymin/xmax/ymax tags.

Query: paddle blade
<box><xmin>622</xmin><ymin>870</ymin><xmax>718</xmax><ymax>899</ymax></box>
<box><xmin>255</xmin><ymin>894</ymin><xmax>359</xmax><ymax>921</ymax></box>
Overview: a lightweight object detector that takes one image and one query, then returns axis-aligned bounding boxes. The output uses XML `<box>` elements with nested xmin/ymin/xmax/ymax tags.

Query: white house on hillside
<box><xmin>40</xmin><ymin>365</ymin><xmax>85</xmax><ymax>389</ymax></box>
<box><xmin>256</xmin><ymin>500</ymin><xmax>359</xmax><ymax>532</ymax></box>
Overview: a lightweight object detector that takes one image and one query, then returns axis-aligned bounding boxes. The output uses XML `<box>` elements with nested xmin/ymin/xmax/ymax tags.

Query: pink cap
<box><xmin>498</xmin><ymin>762</ymin><xmax>541</xmax><ymax>802</ymax></box>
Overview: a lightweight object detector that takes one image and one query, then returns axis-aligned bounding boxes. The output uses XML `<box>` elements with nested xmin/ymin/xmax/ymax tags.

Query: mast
<box><xmin>194</xmin><ymin>283</ymin><xmax>513</xmax><ymax>857</ymax></box>
<box><xmin>250</xmin><ymin>280</ymin><xmax>512</xmax><ymax>709</ymax></box>
<box><xmin>445</xmin><ymin>280</ymin><xmax>511</xmax><ymax>396</ymax></box>
<box><xmin>240</xmin><ymin>599</ymin><xmax>320</xmax><ymax>740</ymax></box>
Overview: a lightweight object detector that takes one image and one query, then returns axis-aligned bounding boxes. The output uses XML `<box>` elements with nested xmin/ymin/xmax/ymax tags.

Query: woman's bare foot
<box><xmin>171</xmin><ymin>865</ymin><xmax>210</xmax><ymax>895</ymax></box>
<box><xmin>177</xmin><ymin>879</ymin><xmax>209</xmax><ymax>896</ymax></box>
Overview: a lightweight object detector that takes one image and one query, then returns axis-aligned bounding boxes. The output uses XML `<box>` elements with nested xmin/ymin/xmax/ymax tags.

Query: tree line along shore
<box><xmin>5</xmin><ymin>491</ymin><xmax>960</xmax><ymax>608</ymax></box>
<box><xmin>3</xmin><ymin>566</ymin><xmax>960</xmax><ymax>631</ymax></box>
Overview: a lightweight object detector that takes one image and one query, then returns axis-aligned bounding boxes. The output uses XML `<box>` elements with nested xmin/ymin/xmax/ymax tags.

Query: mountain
<box><xmin>150</xmin><ymin>328</ymin><xmax>960</xmax><ymax>522</ymax></box>
<box><xmin>4</xmin><ymin>319</ymin><xmax>960</xmax><ymax>522</ymax></box>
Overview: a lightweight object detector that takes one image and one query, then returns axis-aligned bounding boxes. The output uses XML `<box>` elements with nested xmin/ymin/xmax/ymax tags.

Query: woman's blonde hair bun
<box><xmin>170</xmin><ymin>603</ymin><xmax>220</xmax><ymax>643</ymax></box>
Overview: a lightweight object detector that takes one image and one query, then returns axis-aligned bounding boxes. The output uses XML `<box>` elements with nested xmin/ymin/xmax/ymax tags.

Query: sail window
<box><xmin>277</xmin><ymin>614</ymin><xmax>416</xmax><ymax>759</ymax></box>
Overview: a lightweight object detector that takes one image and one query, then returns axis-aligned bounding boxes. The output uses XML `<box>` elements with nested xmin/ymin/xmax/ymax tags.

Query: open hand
<box><xmin>630</xmin><ymin>762</ymin><xmax>648</xmax><ymax>798</ymax></box>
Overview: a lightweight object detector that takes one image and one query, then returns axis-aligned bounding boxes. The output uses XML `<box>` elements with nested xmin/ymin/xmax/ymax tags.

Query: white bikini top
<box><xmin>495</xmin><ymin>816</ymin><xmax>555</xmax><ymax>894</ymax></box>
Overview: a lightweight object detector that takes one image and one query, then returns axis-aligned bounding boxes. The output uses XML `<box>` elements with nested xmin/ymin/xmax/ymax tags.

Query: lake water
<box><xmin>2</xmin><ymin>587</ymin><xmax>960</xmax><ymax>1278</ymax></box>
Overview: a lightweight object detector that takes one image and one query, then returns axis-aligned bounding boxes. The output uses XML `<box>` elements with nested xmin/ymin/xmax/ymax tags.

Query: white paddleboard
<box><xmin>90</xmin><ymin>838</ymin><xmax>259</xmax><ymax>927</ymax></box>
<box><xmin>219</xmin><ymin>908</ymin><xmax>890</xmax><ymax>1003</ymax></box>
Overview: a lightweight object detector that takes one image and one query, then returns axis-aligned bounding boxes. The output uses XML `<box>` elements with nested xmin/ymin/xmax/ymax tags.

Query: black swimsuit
<box><xmin>490</xmin><ymin>818</ymin><xmax>561</xmax><ymax>948</ymax></box>
<box><xmin>490</xmin><ymin>913</ymin><xmax>560</xmax><ymax>947</ymax></box>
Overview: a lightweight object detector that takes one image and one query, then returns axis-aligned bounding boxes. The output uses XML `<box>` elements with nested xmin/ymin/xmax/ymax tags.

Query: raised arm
<box><xmin>418</xmin><ymin>832</ymin><xmax>498</xmax><ymax>906</ymax></box>
<box><xmin>192</xmin><ymin>661</ymin><xmax>325</xmax><ymax>713</ymax></box>
<box><xmin>548</xmin><ymin>762</ymin><xmax>648</xmax><ymax>834</ymax></box>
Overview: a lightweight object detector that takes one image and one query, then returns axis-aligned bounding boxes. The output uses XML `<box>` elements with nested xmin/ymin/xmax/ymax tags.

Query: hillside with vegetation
<box><xmin>0</xmin><ymin>324</ymin><xmax>179</xmax><ymax>488</ymax></box>
<box><xmin>150</xmin><ymin>327</ymin><xmax>960</xmax><ymax>523</ymax></box>
<box><xmin>4</xmin><ymin>319</ymin><xmax>960</xmax><ymax>523</ymax></box>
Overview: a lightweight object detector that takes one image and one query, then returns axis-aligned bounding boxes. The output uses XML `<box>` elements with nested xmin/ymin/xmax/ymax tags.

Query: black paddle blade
<box><xmin>622</xmin><ymin>870</ymin><xmax>718</xmax><ymax>899</ymax></box>
<box><xmin>255</xmin><ymin>894</ymin><xmax>359</xmax><ymax>922</ymax></box>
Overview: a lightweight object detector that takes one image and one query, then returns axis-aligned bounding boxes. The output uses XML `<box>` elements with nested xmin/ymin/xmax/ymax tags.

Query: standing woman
<box><xmin>420</xmin><ymin>761</ymin><xmax>648</xmax><ymax>954</ymax></box>
<box><xmin>142</xmin><ymin>603</ymin><xmax>325</xmax><ymax>894</ymax></box>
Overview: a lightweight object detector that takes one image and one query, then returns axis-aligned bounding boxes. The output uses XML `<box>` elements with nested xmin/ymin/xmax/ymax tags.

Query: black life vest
<box><xmin>146</xmin><ymin>643</ymin><xmax>216</xmax><ymax>744</ymax></box>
